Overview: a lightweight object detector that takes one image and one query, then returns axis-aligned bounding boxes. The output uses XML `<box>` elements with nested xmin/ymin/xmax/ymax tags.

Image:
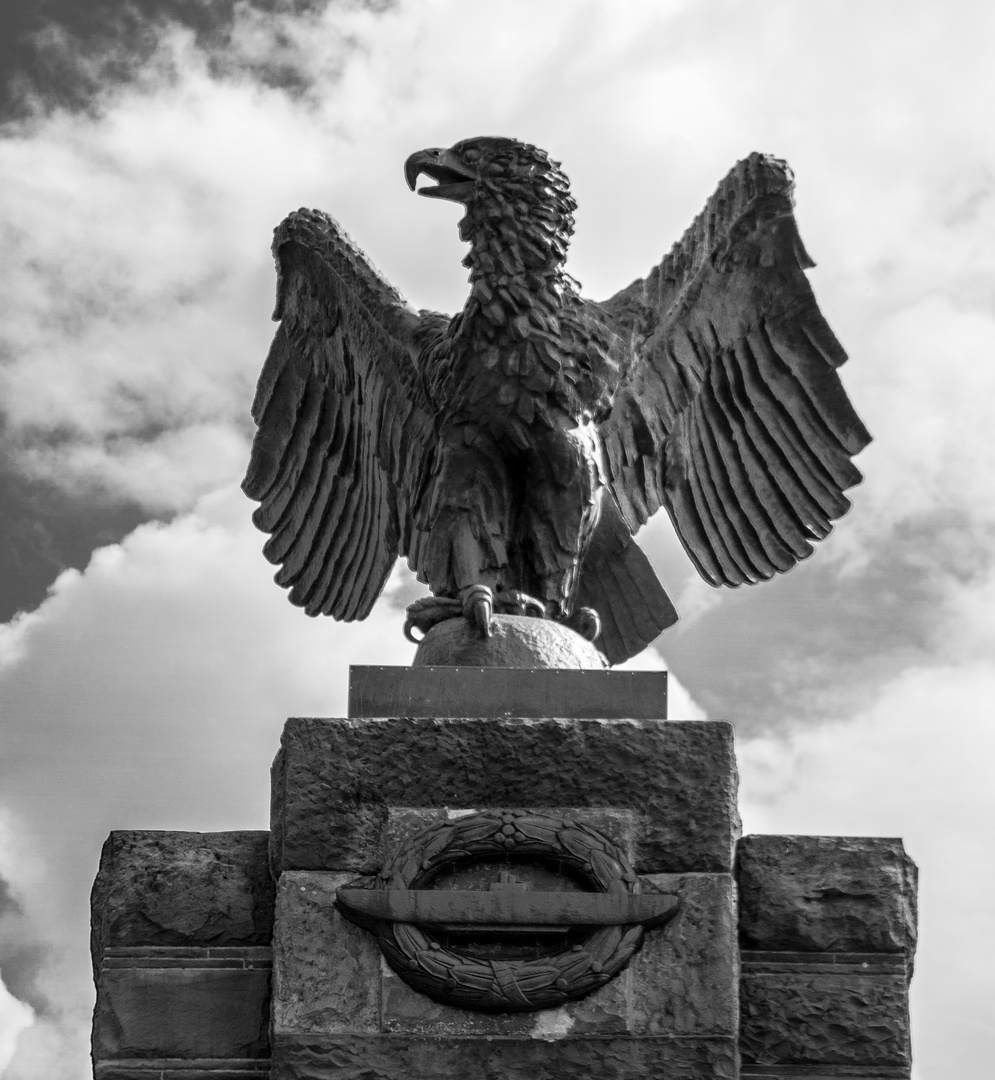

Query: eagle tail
<box><xmin>575</xmin><ymin>496</ymin><xmax>678</xmax><ymax>666</ymax></box>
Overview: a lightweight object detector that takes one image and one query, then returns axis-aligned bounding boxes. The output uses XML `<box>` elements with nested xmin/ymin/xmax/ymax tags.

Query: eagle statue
<box><xmin>242</xmin><ymin>137</ymin><xmax>870</xmax><ymax>665</ymax></box>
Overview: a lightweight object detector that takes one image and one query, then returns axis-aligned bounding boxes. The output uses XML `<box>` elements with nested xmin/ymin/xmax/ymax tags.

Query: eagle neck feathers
<box><xmin>458</xmin><ymin>175</ymin><xmax>576</xmax><ymax>331</ymax></box>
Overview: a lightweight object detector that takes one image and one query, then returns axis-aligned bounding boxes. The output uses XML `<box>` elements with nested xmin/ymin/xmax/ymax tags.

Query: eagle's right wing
<box><xmin>242</xmin><ymin>210</ymin><xmax>439</xmax><ymax>621</ymax></box>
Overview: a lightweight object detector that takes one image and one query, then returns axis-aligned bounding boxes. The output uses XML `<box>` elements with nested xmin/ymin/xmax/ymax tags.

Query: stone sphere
<box><xmin>413</xmin><ymin>614</ymin><xmax>606</xmax><ymax>669</ymax></box>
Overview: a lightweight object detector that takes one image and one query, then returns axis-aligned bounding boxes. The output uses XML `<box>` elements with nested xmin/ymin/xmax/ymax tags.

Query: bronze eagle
<box><xmin>242</xmin><ymin>137</ymin><xmax>870</xmax><ymax>664</ymax></box>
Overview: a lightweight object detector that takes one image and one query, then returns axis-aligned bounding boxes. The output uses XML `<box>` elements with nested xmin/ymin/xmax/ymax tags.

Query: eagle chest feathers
<box><xmin>243</xmin><ymin>137</ymin><xmax>871</xmax><ymax>665</ymax></box>
<box><xmin>434</xmin><ymin>299</ymin><xmax>620</xmax><ymax>441</ymax></box>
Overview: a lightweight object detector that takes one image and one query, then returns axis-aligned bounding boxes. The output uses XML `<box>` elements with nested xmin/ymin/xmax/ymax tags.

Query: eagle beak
<box><xmin>404</xmin><ymin>147</ymin><xmax>476</xmax><ymax>202</ymax></box>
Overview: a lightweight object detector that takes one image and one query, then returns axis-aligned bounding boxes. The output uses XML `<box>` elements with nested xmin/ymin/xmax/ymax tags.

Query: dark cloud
<box><xmin>0</xmin><ymin>0</ymin><xmax>394</xmax><ymax>120</ymax></box>
<box><xmin>663</xmin><ymin>511</ymin><xmax>995</xmax><ymax>732</ymax></box>
<box><xmin>0</xmin><ymin>466</ymin><xmax>148</xmax><ymax>621</ymax></box>
<box><xmin>0</xmin><ymin>1</ymin><xmax>404</xmax><ymax>614</ymax></box>
<box><xmin>0</xmin><ymin>876</ymin><xmax>49</xmax><ymax>1015</ymax></box>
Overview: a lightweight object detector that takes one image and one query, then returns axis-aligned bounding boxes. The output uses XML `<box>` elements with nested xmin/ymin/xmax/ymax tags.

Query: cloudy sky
<box><xmin>0</xmin><ymin>0</ymin><xmax>992</xmax><ymax>1075</ymax></box>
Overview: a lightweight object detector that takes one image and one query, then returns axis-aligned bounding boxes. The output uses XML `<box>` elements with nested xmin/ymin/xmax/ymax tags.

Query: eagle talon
<box><xmin>565</xmin><ymin>607</ymin><xmax>601</xmax><ymax>643</ymax></box>
<box><xmin>403</xmin><ymin>596</ymin><xmax>463</xmax><ymax>643</ymax></box>
<box><xmin>460</xmin><ymin>585</ymin><xmax>494</xmax><ymax>638</ymax></box>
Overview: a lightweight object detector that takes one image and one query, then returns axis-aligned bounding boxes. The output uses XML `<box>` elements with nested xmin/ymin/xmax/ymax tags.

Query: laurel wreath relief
<box><xmin>373</xmin><ymin>810</ymin><xmax>647</xmax><ymax>1012</ymax></box>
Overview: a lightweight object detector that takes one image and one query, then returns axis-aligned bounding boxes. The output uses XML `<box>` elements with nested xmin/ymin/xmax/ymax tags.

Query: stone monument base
<box><xmin>90</xmin><ymin>667</ymin><xmax>916</xmax><ymax>1080</ymax></box>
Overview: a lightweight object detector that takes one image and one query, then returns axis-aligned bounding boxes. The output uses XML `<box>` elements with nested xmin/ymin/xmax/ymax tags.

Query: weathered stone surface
<box><xmin>349</xmin><ymin>666</ymin><xmax>668</xmax><ymax>720</ymax></box>
<box><xmin>272</xmin><ymin>872</ymin><xmax>380</xmax><ymax>1036</ymax></box>
<box><xmin>376</xmin><ymin>806</ymin><xmax>635</xmax><ymax>1038</ymax></box>
<box><xmin>92</xmin><ymin>966</ymin><xmax>270</xmax><ymax>1059</ymax></box>
<box><xmin>413</xmin><ymin>614</ymin><xmax>607</xmax><ymax>668</ymax></box>
<box><xmin>631</xmin><ymin>874</ymin><xmax>737</xmax><ymax>1038</ymax></box>
<box><xmin>380</xmin><ymin>963</ymin><xmax>631</xmax><ymax>1038</ymax></box>
<box><xmin>95</xmin><ymin>1065</ymin><xmax>270</xmax><ymax>1080</ymax></box>
<box><xmin>737</xmin><ymin>835</ymin><xmax>918</xmax><ymax>954</ymax></box>
<box><xmin>269</xmin><ymin>862</ymin><xmax>734</xmax><ymax>1045</ymax></box>
<box><xmin>379</xmin><ymin>871</ymin><xmax>736</xmax><ymax>1040</ymax></box>
<box><xmin>271</xmin><ymin>717</ymin><xmax>740</xmax><ymax>875</ymax></box>
<box><xmin>272</xmin><ymin>1034</ymin><xmax>739</xmax><ymax>1079</ymax></box>
<box><xmin>740</xmin><ymin>962</ymin><xmax>911</xmax><ymax>1069</ymax></box>
<box><xmin>91</xmin><ymin>831</ymin><xmax>275</xmax><ymax>1073</ymax></box>
<box><xmin>91</xmin><ymin>831</ymin><xmax>274</xmax><ymax>961</ymax></box>
<box><xmin>383</xmin><ymin>806</ymin><xmax>637</xmax><ymax>865</ymax></box>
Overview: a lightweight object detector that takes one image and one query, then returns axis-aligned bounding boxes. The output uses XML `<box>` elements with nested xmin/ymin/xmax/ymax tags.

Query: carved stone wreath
<box><xmin>372</xmin><ymin>810</ymin><xmax>648</xmax><ymax>1012</ymax></box>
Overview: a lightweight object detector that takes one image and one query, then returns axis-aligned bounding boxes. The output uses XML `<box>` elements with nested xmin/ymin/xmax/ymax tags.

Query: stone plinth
<box><xmin>348</xmin><ymin>665</ymin><xmax>668</xmax><ymax>719</ymax></box>
<box><xmin>90</xmin><ymin>667</ymin><xmax>917</xmax><ymax>1080</ymax></box>
<box><xmin>90</xmin><ymin>831</ymin><xmax>274</xmax><ymax>1079</ymax></box>
<box><xmin>736</xmin><ymin>835</ymin><xmax>917</xmax><ymax>1078</ymax></box>
<box><xmin>263</xmin><ymin>673</ymin><xmax>741</xmax><ymax>1078</ymax></box>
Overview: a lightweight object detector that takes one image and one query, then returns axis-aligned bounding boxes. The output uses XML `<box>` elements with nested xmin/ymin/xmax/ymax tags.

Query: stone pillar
<box><xmin>268</xmin><ymin>690</ymin><xmax>741</xmax><ymax>1079</ymax></box>
<box><xmin>736</xmin><ymin>834</ymin><xmax>917</xmax><ymax>1079</ymax></box>
<box><xmin>90</xmin><ymin>831</ymin><xmax>274</xmax><ymax>1079</ymax></box>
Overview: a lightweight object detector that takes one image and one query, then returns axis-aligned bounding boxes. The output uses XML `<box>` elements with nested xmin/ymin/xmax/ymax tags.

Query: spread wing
<box><xmin>599</xmin><ymin>154</ymin><xmax>871</xmax><ymax>588</ymax></box>
<box><xmin>242</xmin><ymin>209</ymin><xmax>438</xmax><ymax>620</ymax></box>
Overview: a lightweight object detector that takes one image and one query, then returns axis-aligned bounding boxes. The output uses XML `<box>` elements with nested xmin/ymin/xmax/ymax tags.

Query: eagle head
<box><xmin>404</xmin><ymin>136</ymin><xmax>577</xmax><ymax>271</ymax></box>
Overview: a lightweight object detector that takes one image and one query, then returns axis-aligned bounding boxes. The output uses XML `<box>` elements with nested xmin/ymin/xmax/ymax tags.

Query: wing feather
<box><xmin>686</xmin><ymin>414</ymin><xmax>750</xmax><ymax>583</ymax></box>
<box><xmin>735</xmin><ymin>335</ymin><xmax>838</xmax><ymax>528</ymax></box>
<box><xmin>711</xmin><ymin>348</ymin><xmax>800</xmax><ymax>569</ymax></box>
<box><xmin>270</xmin><ymin>404</ymin><xmax>357</xmax><ymax>583</ymax></box>
<box><xmin>600</xmin><ymin>154</ymin><xmax>870</xmax><ymax>589</ymax></box>
<box><xmin>258</xmin><ymin>377</ymin><xmax>334</xmax><ymax>553</ymax></box>
<box><xmin>696</xmin><ymin>389</ymin><xmax>770</xmax><ymax>580</ymax></box>
<box><xmin>245</xmin><ymin>336</ymin><xmax>312</xmax><ymax>511</ymax></box>
<box><xmin>263</xmin><ymin>387</ymin><xmax>341</xmax><ymax>562</ymax></box>
<box><xmin>698</xmin><ymin>382</ymin><xmax>778</xmax><ymax>580</ymax></box>
<box><xmin>243</xmin><ymin>209</ymin><xmax>439</xmax><ymax>621</ymax></box>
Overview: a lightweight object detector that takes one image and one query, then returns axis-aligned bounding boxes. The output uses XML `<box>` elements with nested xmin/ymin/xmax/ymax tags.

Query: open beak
<box><xmin>404</xmin><ymin>147</ymin><xmax>476</xmax><ymax>202</ymax></box>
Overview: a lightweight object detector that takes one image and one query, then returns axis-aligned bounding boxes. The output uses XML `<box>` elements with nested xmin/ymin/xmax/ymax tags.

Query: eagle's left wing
<box><xmin>598</xmin><ymin>154</ymin><xmax>870</xmax><ymax>589</ymax></box>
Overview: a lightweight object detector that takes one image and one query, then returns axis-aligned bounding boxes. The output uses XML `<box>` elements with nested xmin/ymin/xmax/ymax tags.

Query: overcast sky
<box><xmin>0</xmin><ymin>1</ymin><xmax>992</xmax><ymax>1075</ymax></box>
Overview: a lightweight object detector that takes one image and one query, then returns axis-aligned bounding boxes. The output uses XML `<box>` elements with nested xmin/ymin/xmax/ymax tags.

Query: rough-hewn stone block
<box><xmin>737</xmin><ymin>835</ymin><xmax>917</xmax><ymax>954</ymax></box>
<box><xmin>272</xmin><ymin>872</ymin><xmax>381</xmax><ymax>1036</ymax></box>
<box><xmin>271</xmin><ymin>1034</ymin><xmax>739</xmax><ymax>1079</ymax></box>
<box><xmin>271</xmin><ymin>717</ymin><xmax>739</xmax><ymax>875</ymax></box>
<box><xmin>91</xmin><ymin>831</ymin><xmax>275</xmax><ymax>958</ymax></box>
<box><xmin>270</xmin><ymin>865</ymin><xmax>735</xmax><ymax>1044</ymax></box>
<box><xmin>631</xmin><ymin>873</ymin><xmax>737</xmax><ymax>1039</ymax></box>
<box><xmin>382</xmin><ymin>805</ymin><xmax>638</xmax><ymax>866</ymax></box>
<box><xmin>91</xmin><ymin>831</ymin><xmax>275</xmax><ymax>1074</ymax></box>
<box><xmin>92</xmin><ymin>966</ymin><xmax>270</xmax><ymax>1059</ymax></box>
<box><xmin>740</xmin><ymin>956</ymin><xmax>911</xmax><ymax>1070</ymax></box>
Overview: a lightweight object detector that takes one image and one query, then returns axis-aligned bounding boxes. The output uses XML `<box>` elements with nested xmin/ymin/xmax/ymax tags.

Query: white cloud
<box><xmin>739</xmin><ymin>652</ymin><xmax>995</xmax><ymax>1080</ymax></box>
<box><xmin>0</xmin><ymin>975</ymin><xmax>33</xmax><ymax>1075</ymax></box>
